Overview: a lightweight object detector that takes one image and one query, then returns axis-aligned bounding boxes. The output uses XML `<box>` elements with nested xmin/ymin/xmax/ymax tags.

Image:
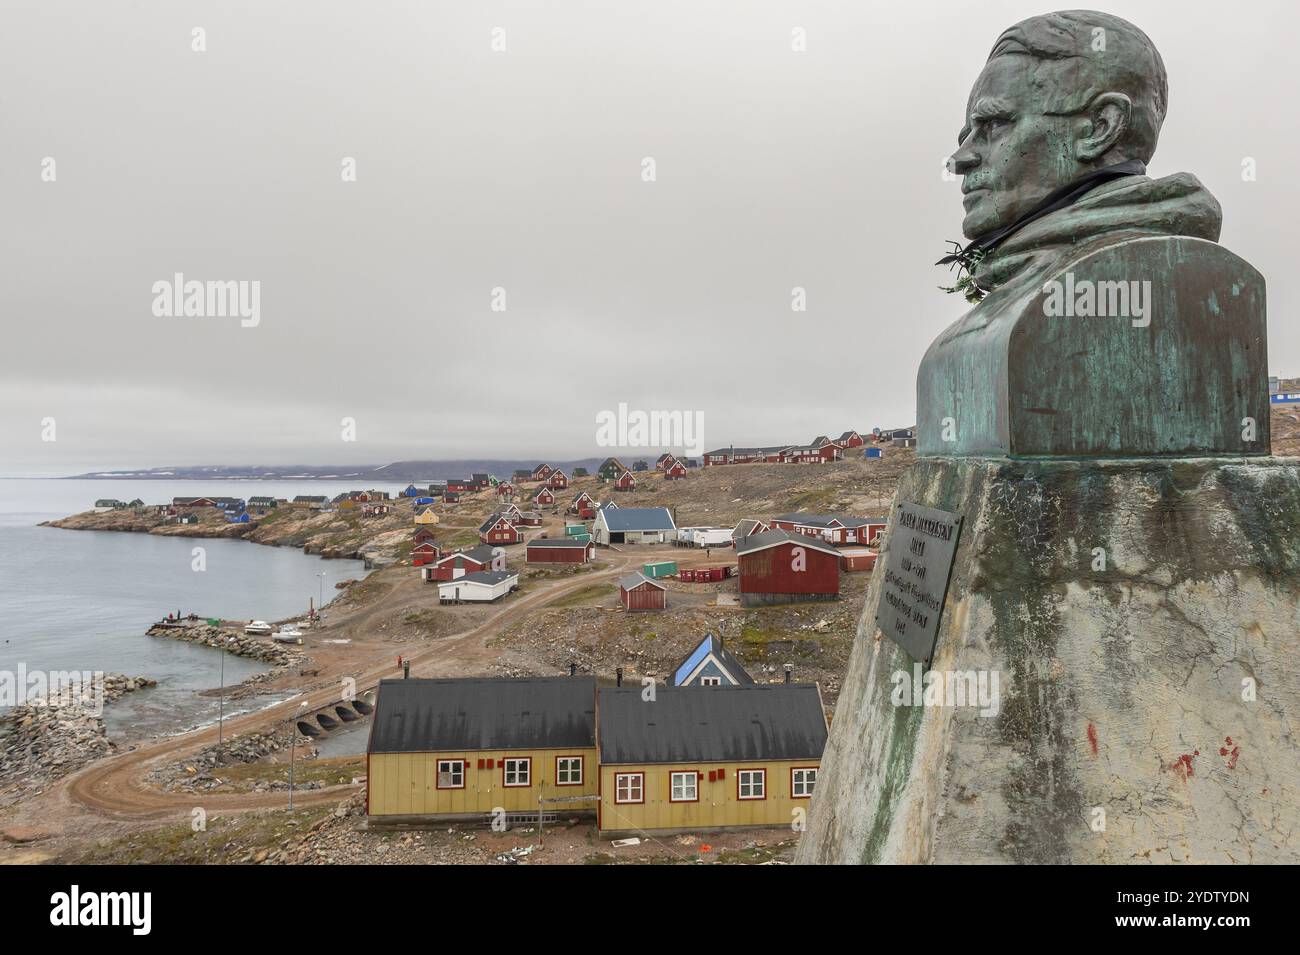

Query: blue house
<box><xmin>671</xmin><ymin>633</ymin><xmax>754</xmax><ymax>687</ymax></box>
<box><xmin>864</xmin><ymin>447</ymin><xmax>883</xmax><ymax>459</ymax></box>
<box><xmin>226</xmin><ymin>512</ymin><xmax>251</xmax><ymax>524</ymax></box>
<box><xmin>403</xmin><ymin>484</ymin><xmax>421</xmax><ymax>497</ymax></box>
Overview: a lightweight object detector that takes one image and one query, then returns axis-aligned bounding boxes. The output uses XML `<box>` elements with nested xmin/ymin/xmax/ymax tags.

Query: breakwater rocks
<box><xmin>149</xmin><ymin>729</ymin><xmax>318</xmax><ymax>793</ymax></box>
<box><xmin>0</xmin><ymin>673</ymin><xmax>156</xmax><ymax>793</ymax></box>
<box><xmin>147</xmin><ymin>624</ymin><xmax>300</xmax><ymax>666</ymax></box>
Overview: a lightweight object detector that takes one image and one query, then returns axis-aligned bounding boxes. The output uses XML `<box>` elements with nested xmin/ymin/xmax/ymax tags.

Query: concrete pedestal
<box><xmin>796</xmin><ymin>456</ymin><xmax>1300</xmax><ymax>864</ymax></box>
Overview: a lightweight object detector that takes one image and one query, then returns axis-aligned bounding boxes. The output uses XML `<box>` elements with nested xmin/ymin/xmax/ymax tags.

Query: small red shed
<box><xmin>619</xmin><ymin>572</ymin><xmax>667</xmax><ymax>611</ymax></box>
<box><xmin>526</xmin><ymin>538</ymin><xmax>595</xmax><ymax>564</ymax></box>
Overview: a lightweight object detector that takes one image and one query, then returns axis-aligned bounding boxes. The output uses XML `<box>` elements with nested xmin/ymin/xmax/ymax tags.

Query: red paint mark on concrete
<box><xmin>1218</xmin><ymin>737</ymin><xmax>1240</xmax><ymax>769</ymax></box>
<box><xmin>1086</xmin><ymin>723</ymin><xmax>1099</xmax><ymax>757</ymax></box>
<box><xmin>1169</xmin><ymin>752</ymin><xmax>1198</xmax><ymax>781</ymax></box>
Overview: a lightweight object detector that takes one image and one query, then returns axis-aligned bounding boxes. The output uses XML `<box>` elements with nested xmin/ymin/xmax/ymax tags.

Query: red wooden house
<box><xmin>613</xmin><ymin>469</ymin><xmax>637</xmax><ymax>492</ymax></box>
<box><xmin>446</xmin><ymin>479</ymin><xmax>475</xmax><ymax>494</ymax></box>
<box><xmin>664</xmin><ymin>458</ymin><xmax>687</xmax><ymax>480</ymax></box>
<box><xmin>547</xmin><ymin>469</ymin><xmax>569</xmax><ymax>490</ymax></box>
<box><xmin>479</xmin><ymin>513</ymin><xmax>521</xmax><ymax>546</ymax></box>
<box><xmin>526</xmin><ymin>538</ymin><xmax>595</xmax><ymax>564</ymax></box>
<box><xmin>619</xmin><ymin>572</ymin><xmax>667</xmax><ymax>612</ymax></box>
<box><xmin>496</xmin><ymin>482</ymin><xmax>515</xmax><ymax>499</ymax></box>
<box><xmin>770</xmin><ymin>513</ymin><xmax>886</xmax><ymax>545</ymax></box>
<box><xmin>782</xmin><ymin>442</ymin><xmax>844</xmax><ymax>464</ymax></box>
<box><xmin>411</xmin><ymin>527</ymin><xmax>441</xmax><ymax>567</ymax></box>
<box><xmin>837</xmin><ymin>430</ymin><xmax>865</xmax><ymax>449</ymax></box>
<box><xmin>423</xmin><ymin>545</ymin><xmax>499</xmax><ymax>582</ymax></box>
<box><xmin>655</xmin><ymin>453</ymin><xmax>676</xmax><ymax>471</ymax></box>
<box><xmin>735</xmin><ymin>529</ymin><xmax>839</xmax><ymax>607</ymax></box>
<box><xmin>531</xmin><ymin>463</ymin><xmax>554</xmax><ymax>482</ymax></box>
<box><xmin>532</xmin><ymin>486</ymin><xmax>556</xmax><ymax>507</ymax></box>
<box><xmin>569</xmin><ymin>491</ymin><xmax>597</xmax><ymax>515</ymax></box>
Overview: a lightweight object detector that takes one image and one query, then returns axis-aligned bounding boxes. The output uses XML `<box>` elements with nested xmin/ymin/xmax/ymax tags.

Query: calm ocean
<box><xmin>0</xmin><ymin>479</ymin><xmax>393</xmax><ymax>738</ymax></box>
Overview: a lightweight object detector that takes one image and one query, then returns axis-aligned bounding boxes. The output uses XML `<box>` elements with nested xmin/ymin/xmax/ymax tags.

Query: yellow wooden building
<box><xmin>595</xmin><ymin>683</ymin><xmax>828</xmax><ymax>836</ymax></box>
<box><xmin>367</xmin><ymin>676</ymin><xmax>598</xmax><ymax>822</ymax></box>
<box><xmin>413</xmin><ymin>507</ymin><xmax>439</xmax><ymax>525</ymax></box>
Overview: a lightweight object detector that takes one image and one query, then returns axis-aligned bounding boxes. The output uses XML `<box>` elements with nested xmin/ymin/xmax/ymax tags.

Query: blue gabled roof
<box><xmin>599</xmin><ymin>506</ymin><xmax>675</xmax><ymax>532</ymax></box>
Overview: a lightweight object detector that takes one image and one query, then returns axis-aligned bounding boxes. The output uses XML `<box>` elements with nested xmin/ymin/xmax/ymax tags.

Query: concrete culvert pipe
<box><xmin>296</xmin><ymin>720</ymin><xmax>322</xmax><ymax>738</ymax></box>
<box><xmin>316</xmin><ymin>713</ymin><xmax>338</xmax><ymax>730</ymax></box>
<box><xmin>335</xmin><ymin>705</ymin><xmax>358</xmax><ymax>722</ymax></box>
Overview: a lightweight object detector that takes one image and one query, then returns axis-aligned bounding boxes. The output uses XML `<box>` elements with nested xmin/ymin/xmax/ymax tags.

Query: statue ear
<box><xmin>1076</xmin><ymin>92</ymin><xmax>1132</xmax><ymax>162</ymax></box>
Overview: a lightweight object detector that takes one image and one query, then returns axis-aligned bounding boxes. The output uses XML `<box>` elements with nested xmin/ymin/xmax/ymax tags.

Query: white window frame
<box><xmin>615</xmin><ymin>772</ymin><xmax>644</xmax><ymax>804</ymax></box>
<box><xmin>437</xmin><ymin>759</ymin><xmax>465</xmax><ymax>790</ymax></box>
<box><xmin>556</xmin><ymin>756</ymin><xmax>583</xmax><ymax>786</ymax></box>
<box><xmin>792</xmin><ymin>767</ymin><xmax>817</xmax><ymax>798</ymax></box>
<box><xmin>737</xmin><ymin>768</ymin><xmax>766</xmax><ymax>800</ymax></box>
<box><xmin>670</xmin><ymin>771</ymin><xmax>698</xmax><ymax>802</ymax></box>
<box><xmin>699</xmin><ymin>676</ymin><xmax>722</xmax><ymax>686</ymax></box>
<box><xmin>503</xmin><ymin>757</ymin><xmax>531</xmax><ymax>787</ymax></box>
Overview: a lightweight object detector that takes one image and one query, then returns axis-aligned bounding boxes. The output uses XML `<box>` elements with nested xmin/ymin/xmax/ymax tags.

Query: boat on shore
<box><xmin>244</xmin><ymin>620</ymin><xmax>272</xmax><ymax>636</ymax></box>
<box><xmin>272</xmin><ymin>624</ymin><xmax>304</xmax><ymax>644</ymax></box>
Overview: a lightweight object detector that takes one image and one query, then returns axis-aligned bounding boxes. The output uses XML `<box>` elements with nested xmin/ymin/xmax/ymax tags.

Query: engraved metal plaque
<box><xmin>874</xmin><ymin>501</ymin><xmax>963</xmax><ymax>665</ymax></box>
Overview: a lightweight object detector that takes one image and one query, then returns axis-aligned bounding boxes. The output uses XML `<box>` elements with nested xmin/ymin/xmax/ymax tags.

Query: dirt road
<box><xmin>15</xmin><ymin>545</ymin><xmax>727</xmax><ymax>841</ymax></box>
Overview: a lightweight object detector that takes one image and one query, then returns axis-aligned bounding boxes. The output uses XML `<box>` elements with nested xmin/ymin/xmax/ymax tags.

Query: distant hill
<box><xmin>64</xmin><ymin>459</ymin><xmax>609</xmax><ymax>482</ymax></box>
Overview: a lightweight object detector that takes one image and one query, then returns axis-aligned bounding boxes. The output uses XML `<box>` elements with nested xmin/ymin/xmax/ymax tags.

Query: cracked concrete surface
<box><xmin>796</xmin><ymin>457</ymin><xmax>1300</xmax><ymax>864</ymax></box>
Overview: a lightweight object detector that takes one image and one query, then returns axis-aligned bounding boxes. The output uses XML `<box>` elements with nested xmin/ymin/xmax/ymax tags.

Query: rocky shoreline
<box><xmin>146</xmin><ymin>624</ymin><xmax>302</xmax><ymax>666</ymax></box>
<box><xmin>0</xmin><ymin>673</ymin><xmax>156</xmax><ymax>797</ymax></box>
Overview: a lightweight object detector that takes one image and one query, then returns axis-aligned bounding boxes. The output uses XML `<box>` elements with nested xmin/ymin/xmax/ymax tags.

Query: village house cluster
<box><xmin>702</xmin><ymin>428</ymin><xmax>915</xmax><ymax>465</ymax></box>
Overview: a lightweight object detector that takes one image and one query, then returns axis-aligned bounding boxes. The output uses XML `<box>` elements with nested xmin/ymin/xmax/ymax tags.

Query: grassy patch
<box><xmin>549</xmin><ymin>583</ymin><xmax>615</xmax><ymax>608</ymax></box>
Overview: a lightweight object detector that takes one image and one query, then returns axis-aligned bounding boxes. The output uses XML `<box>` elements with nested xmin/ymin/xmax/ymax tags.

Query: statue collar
<box><xmin>938</xmin><ymin>160</ymin><xmax>1148</xmax><ymax>272</ymax></box>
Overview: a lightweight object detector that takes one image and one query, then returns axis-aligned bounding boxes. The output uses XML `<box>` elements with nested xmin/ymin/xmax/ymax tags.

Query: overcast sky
<box><xmin>3</xmin><ymin>0</ymin><xmax>1296</xmax><ymax>475</ymax></box>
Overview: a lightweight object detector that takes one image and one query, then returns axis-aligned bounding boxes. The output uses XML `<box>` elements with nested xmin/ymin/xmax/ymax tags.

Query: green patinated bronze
<box><xmin>920</xmin><ymin>10</ymin><xmax>1268</xmax><ymax>458</ymax></box>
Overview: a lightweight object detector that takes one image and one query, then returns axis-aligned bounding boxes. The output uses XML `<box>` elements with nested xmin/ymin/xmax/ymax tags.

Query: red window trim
<box><xmin>436</xmin><ymin>758</ymin><xmax>466</xmax><ymax>790</ymax></box>
<box><xmin>555</xmin><ymin>755</ymin><xmax>584</xmax><ymax>787</ymax></box>
<box><xmin>502</xmin><ymin>756</ymin><xmax>532</xmax><ymax>788</ymax></box>
<box><xmin>790</xmin><ymin>765</ymin><xmax>818</xmax><ymax>799</ymax></box>
<box><xmin>668</xmin><ymin>769</ymin><xmax>700</xmax><ymax>803</ymax></box>
<box><xmin>614</xmin><ymin>771</ymin><xmax>645</xmax><ymax>804</ymax></box>
<box><xmin>736</xmin><ymin>767</ymin><xmax>767</xmax><ymax>801</ymax></box>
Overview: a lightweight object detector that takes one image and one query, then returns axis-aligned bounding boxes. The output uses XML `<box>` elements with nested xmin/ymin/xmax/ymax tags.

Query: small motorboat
<box><xmin>244</xmin><ymin>620</ymin><xmax>273</xmax><ymax>636</ymax></box>
<box><xmin>272</xmin><ymin>625</ymin><xmax>304</xmax><ymax>644</ymax></box>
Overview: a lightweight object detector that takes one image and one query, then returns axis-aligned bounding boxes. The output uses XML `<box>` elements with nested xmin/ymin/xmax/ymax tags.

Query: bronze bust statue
<box><xmin>920</xmin><ymin>10</ymin><xmax>1267</xmax><ymax>458</ymax></box>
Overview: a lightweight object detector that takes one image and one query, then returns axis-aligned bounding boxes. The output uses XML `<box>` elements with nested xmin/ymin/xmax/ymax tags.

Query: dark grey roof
<box><xmin>437</xmin><ymin>544</ymin><xmax>497</xmax><ymax>565</ymax></box>
<box><xmin>293</xmin><ymin>495</ymin><xmax>327</xmax><ymax>503</ymax></box>
<box><xmin>837</xmin><ymin>431</ymin><xmax>861</xmax><ymax>442</ymax></box>
<box><xmin>598</xmin><ymin>506</ymin><xmax>676</xmax><ymax>532</ymax></box>
<box><xmin>735</xmin><ymin>528</ymin><xmax>841</xmax><ymax>557</ymax></box>
<box><xmin>772</xmin><ymin>512</ymin><xmax>884</xmax><ymax>529</ymax></box>
<box><xmin>479</xmin><ymin>513</ymin><xmax>511</xmax><ymax>534</ymax></box>
<box><xmin>452</xmin><ymin>570</ymin><xmax>516</xmax><ymax>586</ymax></box>
<box><xmin>526</xmin><ymin>537</ymin><xmax>590</xmax><ymax>548</ymax></box>
<box><xmin>703</xmin><ymin>446</ymin><xmax>789</xmax><ymax>457</ymax></box>
<box><xmin>597</xmin><ymin>684</ymin><xmax>826</xmax><ymax>764</ymax></box>
<box><xmin>618</xmin><ymin>571</ymin><xmax>664</xmax><ymax>590</ymax></box>
<box><xmin>731</xmin><ymin>518</ymin><xmax>768</xmax><ymax>540</ymax></box>
<box><xmin>369</xmin><ymin>676</ymin><xmax>596</xmax><ymax>754</ymax></box>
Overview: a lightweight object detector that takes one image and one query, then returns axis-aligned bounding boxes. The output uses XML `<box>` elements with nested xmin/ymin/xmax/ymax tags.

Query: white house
<box><xmin>592</xmin><ymin>506</ymin><xmax>676</xmax><ymax>545</ymax></box>
<box><xmin>437</xmin><ymin>570</ymin><xmax>518</xmax><ymax>603</ymax></box>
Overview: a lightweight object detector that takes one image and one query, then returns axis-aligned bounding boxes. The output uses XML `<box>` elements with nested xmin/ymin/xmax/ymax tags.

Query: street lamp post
<box><xmin>288</xmin><ymin>700</ymin><xmax>308</xmax><ymax>810</ymax></box>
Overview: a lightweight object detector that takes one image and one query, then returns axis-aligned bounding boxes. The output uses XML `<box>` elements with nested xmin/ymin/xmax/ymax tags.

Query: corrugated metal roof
<box><xmin>773</xmin><ymin>512</ymin><xmax>884</xmax><ymax>529</ymax></box>
<box><xmin>368</xmin><ymin>676</ymin><xmax>596</xmax><ymax>753</ymax></box>
<box><xmin>598</xmin><ymin>506</ymin><xmax>676</xmax><ymax>532</ymax></box>
<box><xmin>598</xmin><ymin>684</ymin><xmax>826</xmax><ymax>764</ymax></box>
<box><xmin>735</xmin><ymin>528</ymin><xmax>841</xmax><ymax>557</ymax></box>
<box><xmin>526</xmin><ymin>537</ymin><xmax>589</xmax><ymax>548</ymax></box>
<box><xmin>618</xmin><ymin>571</ymin><xmax>663</xmax><ymax>590</ymax></box>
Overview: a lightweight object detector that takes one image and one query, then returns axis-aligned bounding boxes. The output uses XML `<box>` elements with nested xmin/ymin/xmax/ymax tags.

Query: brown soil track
<box><xmin>51</xmin><ymin>546</ymin><xmax>724</xmax><ymax>824</ymax></box>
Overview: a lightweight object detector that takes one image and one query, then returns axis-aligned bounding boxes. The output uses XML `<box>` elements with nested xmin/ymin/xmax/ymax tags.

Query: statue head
<box><xmin>949</xmin><ymin>10</ymin><xmax>1168</xmax><ymax>240</ymax></box>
